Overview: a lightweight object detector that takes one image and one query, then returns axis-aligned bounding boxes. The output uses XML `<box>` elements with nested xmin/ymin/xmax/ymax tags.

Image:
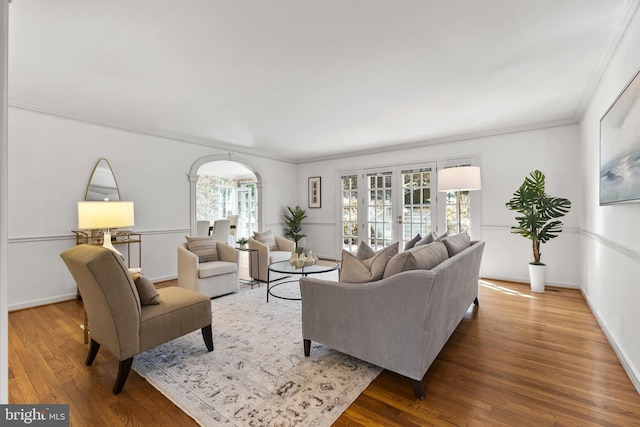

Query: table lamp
<box><xmin>78</xmin><ymin>201</ymin><xmax>135</xmax><ymax>257</ymax></box>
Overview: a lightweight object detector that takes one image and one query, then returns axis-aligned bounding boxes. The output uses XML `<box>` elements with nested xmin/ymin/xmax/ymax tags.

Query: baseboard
<box><xmin>481</xmin><ymin>274</ymin><xmax>580</xmax><ymax>289</ymax></box>
<box><xmin>580</xmin><ymin>290</ymin><xmax>640</xmax><ymax>395</ymax></box>
<box><xmin>8</xmin><ymin>293</ymin><xmax>77</xmax><ymax>312</ymax></box>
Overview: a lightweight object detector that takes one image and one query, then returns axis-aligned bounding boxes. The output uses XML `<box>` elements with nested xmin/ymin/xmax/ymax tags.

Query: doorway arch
<box><xmin>188</xmin><ymin>154</ymin><xmax>265</xmax><ymax>237</ymax></box>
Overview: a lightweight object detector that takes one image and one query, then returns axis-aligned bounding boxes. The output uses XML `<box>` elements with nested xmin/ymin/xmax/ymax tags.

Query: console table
<box><xmin>72</xmin><ymin>230</ymin><xmax>142</xmax><ymax>269</ymax></box>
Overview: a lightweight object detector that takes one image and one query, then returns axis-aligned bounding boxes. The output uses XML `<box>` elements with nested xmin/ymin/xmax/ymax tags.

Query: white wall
<box><xmin>7</xmin><ymin>107</ymin><xmax>297</xmax><ymax>310</ymax></box>
<box><xmin>297</xmin><ymin>124</ymin><xmax>581</xmax><ymax>287</ymax></box>
<box><xmin>578</xmin><ymin>10</ymin><xmax>640</xmax><ymax>392</ymax></box>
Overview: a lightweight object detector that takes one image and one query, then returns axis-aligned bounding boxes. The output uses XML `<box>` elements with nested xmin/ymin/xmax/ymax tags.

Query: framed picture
<box><xmin>308</xmin><ymin>176</ymin><xmax>321</xmax><ymax>208</ymax></box>
<box><xmin>600</xmin><ymin>67</ymin><xmax>640</xmax><ymax>205</ymax></box>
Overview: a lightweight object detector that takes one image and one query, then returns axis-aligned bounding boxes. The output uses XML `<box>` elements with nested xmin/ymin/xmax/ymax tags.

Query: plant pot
<box><xmin>238</xmin><ymin>244</ymin><xmax>247</xmax><ymax>249</ymax></box>
<box><xmin>528</xmin><ymin>264</ymin><xmax>546</xmax><ymax>293</ymax></box>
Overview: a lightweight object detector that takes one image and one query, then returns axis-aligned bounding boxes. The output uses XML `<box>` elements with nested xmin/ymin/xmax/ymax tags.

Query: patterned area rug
<box><xmin>132</xmin><ymin>273</ymin><xmax>382</xmax><ymax>426</ymax></box>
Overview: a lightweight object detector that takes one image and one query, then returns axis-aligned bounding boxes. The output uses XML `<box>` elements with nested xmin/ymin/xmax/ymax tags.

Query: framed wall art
<box><xmin>600</xmin><ymin>67</ymin><xmax>640</xmax><ymax>205</ymax></box>
<box><xmin>308</xmin><ymin>176</ymin><xmax>321</xmax><ymax>208</ymax></box>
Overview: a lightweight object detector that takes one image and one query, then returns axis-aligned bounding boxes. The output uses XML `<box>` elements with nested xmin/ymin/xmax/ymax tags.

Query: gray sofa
<box><xmin>300</xmin><ymin>239</ymin><xmax>485</xmax><ymax>399</ymax></box>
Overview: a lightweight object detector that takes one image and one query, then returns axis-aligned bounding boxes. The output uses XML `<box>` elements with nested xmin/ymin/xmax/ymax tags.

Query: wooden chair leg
<box><xmin>411</xmin><ymin>379</ymin><xmax>425</xmax><ymax>400</ymax></box>
<box><xmin>202</xmin><ymin>325</ymin><xmax>214</xmax><ymax>352</ymax></box>
<box><xmin>304</xmin><ymin>339</ymin><xmax>311</xmax><ymax>357</ymax></box>
<box><xmin>85</xmin><ymin>338</ymin><xmax>100</xmax><ymax>366</ymax></box>
<box><xmin>113</xmin><ymin>358</ymin><xmax>133</xmax><ymax>394</ymax></box>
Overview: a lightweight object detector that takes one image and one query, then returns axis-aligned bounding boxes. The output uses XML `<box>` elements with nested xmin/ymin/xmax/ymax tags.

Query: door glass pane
<box><xmin>400</xmin><ymin>167</ymin><xmax>433</xmax><ymax>248</ymax></box>
<box><xmin>341</xmin><ymin>174</ymin><xmax>359</xmax><ymax>252</ymax></box>
<box><xmin>366</xmin><ymin>171</ymin><xmax>393</xmax><ymax>251</ymax></box>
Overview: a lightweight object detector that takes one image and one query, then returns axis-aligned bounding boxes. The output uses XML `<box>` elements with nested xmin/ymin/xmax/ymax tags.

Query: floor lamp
<box><xmin>437</xmin><ymin>166</ymin><xmax>481</xmax><ymax>235</ymax></box>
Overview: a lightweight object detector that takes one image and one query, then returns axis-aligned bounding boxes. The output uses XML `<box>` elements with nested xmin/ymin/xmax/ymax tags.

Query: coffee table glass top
<box><xmin>268</xmin><ymin>260</ymin><xmax>339</xmax><ymax>275</ymax></box>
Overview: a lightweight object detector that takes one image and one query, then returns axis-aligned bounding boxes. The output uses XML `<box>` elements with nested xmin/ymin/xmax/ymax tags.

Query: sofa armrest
<box><xmin>177</xmin><ymin>243</ymin><xmax>199</xmax><ymax>291</ymax></box>
<box><xmin>216</xmin><ymin>242</ymin><xmax>239</xmax><ymax>265</ymax></box>
<box><xmin>300</xmin><ymin>271</ymin><xmax>437</xmax><ymax>380</ymax></box>
<box><xmin>275</xmin><ymin>236</ymin><xmax>295</xmax><ymax>252</ymax></box>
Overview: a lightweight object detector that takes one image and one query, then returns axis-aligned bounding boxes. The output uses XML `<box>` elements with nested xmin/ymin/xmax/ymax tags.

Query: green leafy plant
<box><xmin>236</xmin><ymin>237</ymin><xmax>248</xmax><ymax>245</ymax></box>
<box><xmin>283</xmin><ymin>205</ymin><xmax>307</xmax><ymax>251</ymax></box>
<box><xmin>505</xmin><ymin>170</ymin><xmax>572</xmax><ymax>265</ymax></box>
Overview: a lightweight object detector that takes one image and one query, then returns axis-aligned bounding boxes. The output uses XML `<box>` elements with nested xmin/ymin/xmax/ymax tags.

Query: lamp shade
<box><xmin>78</xmin><ymin>201</ymin><xmax>135</xmax><ymax>229</ymax></box>
<box><xmin>437</xmin><ymin>166</ymin><xmax>482</xmax><ymax>192</ymax></box>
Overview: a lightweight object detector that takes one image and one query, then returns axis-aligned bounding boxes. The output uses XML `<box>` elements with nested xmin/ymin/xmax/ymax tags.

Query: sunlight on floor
<box><xmin>479</xmin><ymin>279</ymin><xmax>537</xmax><ymax>299</ymax></box>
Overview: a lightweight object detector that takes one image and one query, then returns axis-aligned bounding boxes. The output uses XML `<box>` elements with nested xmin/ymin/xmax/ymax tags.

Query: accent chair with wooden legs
<box><xmin>61</xmin><ymin>244</ymin><xmax>214</xmax><ymax>394</ymax></box>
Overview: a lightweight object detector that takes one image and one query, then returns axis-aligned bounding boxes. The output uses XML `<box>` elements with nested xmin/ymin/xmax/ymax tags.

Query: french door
<box><xmin>340</xmin><ymin>163</ymin><xmax>437</xmax><ymax>253</ymax></box>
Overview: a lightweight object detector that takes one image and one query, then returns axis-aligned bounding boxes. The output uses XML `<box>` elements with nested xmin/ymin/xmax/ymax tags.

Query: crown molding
<box><xmin>574</xmin><ymin>0</ymin><xmax>640</xmax><ymax>121</ymax></box>
<box><xmin>8</xmin><ymin>101</ymin><xmax>299</xmax><ymax>164</ymax></box>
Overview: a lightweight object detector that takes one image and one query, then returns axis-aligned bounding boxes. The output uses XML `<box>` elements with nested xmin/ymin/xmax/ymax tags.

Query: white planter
<box><xmin>528</xmin><ymin>264</ymin><xmax>546</xmax><ymax>293</ymax></box>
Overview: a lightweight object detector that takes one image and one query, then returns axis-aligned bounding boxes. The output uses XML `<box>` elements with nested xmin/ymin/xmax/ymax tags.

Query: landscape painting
<box><xmin>600</xmin><ymin>68</ymin><xmax>640</xmax><ymax>205</ymax></box>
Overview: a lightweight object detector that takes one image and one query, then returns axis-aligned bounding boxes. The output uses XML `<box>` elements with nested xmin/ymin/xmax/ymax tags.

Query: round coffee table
<box><xmin>267</xmin><ymin>260</ymin><xmax>339</xmax><ymax>302</ymax></box>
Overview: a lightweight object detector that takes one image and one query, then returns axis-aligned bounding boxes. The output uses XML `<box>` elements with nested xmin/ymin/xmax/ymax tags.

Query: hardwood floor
<box><xmin>9</xmin><ymin>279</ymin><xmax>640</xmax><ymax>426</ymax></box>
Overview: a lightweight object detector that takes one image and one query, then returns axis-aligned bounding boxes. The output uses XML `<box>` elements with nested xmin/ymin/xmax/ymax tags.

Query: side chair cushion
<box><xmin>131</xmin><ymin>272</ymin><xmax>160</xmax><ymax>305</ymax></box>
<box><xmin>139</xmin><ymin>286</ymin><xmax>212</xmax><ymax>352</ymax></box>
<box><xmin>185</xmin><ymin>236</ymin><xmax>219</xmax><ymax>262</ymax></box>
<box><xmin>340</xmin><ymin>242</ymin><xmax>399</xmax><ymax>283</ymax></box>
<box><xmin>253</xmin><ymin>230</ymin><xmax>278</xmax><ymax>251</ymax></box>
<box><xmin>198</xmin><ymin>260</ymin><xmax>238</xmax><ymax>279</ymax></box>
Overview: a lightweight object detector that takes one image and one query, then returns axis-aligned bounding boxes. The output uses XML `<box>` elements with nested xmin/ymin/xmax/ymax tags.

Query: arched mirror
<box><xmin>85</xmin><ymin>158</ymin><xmax>120</xmax><ymax>201</ymax></box>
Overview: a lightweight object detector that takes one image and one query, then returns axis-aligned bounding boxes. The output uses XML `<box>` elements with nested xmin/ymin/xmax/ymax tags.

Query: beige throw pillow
<box><xmin>130</xmin><ymin>272</ymin><xmax>160</xmax><ymax>305</ymax></box>
<box><xmin>340</xmin><ymin>242</ymin><xmax>399</xmax><ymax>283</ymax></box>
<box><xmin>254</xmin><ymin>230</ymin><xmax>278</xmax><ymax>251</ymax></box>
<box><xmin>185</xmin><ymin>236</ymin><xmax>219</xmax><ymax>262</ymax></box>
<box><xmin>355</xmin><ymin>240</ymin><xmax>376</xmax><ymax>260</ymax></box>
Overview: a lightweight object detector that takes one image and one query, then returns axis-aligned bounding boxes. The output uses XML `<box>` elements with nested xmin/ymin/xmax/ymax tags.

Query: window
<box><xmin>341</xmin><ymin>174</ymin><xmax>359</xmax><ymax>252</ymax></box>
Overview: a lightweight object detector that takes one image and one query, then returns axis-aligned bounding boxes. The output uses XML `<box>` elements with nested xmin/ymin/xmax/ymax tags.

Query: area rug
<box><xmin>132</xmin><ymin>273</ymin><xmax>382</xmax><ymax>426</ymax></box>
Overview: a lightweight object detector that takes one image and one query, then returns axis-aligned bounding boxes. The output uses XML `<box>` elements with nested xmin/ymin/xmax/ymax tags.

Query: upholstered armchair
<box><xmin>178</xmin><ymin>238</ymin><xmax>240</xmax><ymax>298</ymax></box>
<box><xmin>60</xmin><ymin>244</ymin><xmax>213</xmax><ymax>394</ymax></box>
<box><xmin>248</xmin><ymin>232</ymin><xmax>295</xmax><ymax>282</ymax></box>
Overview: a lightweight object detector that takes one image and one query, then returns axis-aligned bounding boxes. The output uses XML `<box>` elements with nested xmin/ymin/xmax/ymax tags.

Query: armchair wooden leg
<box><xmin>411</xmin><ymin>379</ymin><xmax>425</xmax><ymax>400</ymax></box>
<box><xmin>85</xmin><ymin>338</ymin><xmax>100</xmax><ymax>366</ymax></box>
<box><xmin>202</xmin><ymin>325</ymin><xmax>214</xmax><ymax>352</ymax></box>
<box><xmin>304</xmin><ymin>339</ymin><xmax>311</xmax><ymax>357</ymax></box>
<box><xmin>113</xmin><ymin>358</ymin><xmax>133</xmax><ymax>394</ymax></box>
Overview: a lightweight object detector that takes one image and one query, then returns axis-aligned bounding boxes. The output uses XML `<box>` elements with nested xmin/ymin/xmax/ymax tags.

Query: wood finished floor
<box><xmin>9</xmin><ymin>279</ymin><xmax>640</xmax><ymax>426</ymax></box>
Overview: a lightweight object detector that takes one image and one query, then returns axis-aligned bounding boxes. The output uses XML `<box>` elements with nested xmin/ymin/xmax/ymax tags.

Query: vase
<box><xmin>306</xmin><ymin>250</ymin><xmax>318</xmax><ymax>265</ymax></box>
<box><xmin>528</xmin><ymin>264</ymin><xmax>546</xmax><ymax>293</ymax></box>
<box><xmin>295</xmin><ymin>254</ymin><xmax>306</xmax><ymax>268</ymax></box>
<box><xmin>288</xmin><ymin>252</ymin><xmax>298</xmax><ymax>266</ymax></box>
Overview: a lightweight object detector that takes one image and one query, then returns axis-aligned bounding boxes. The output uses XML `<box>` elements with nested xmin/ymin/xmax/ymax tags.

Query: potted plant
<box><xmin>283</xmin><ymin>205</ymin><xmax>307</xmax><ymax>253</ymax></box>
<box><xmin>505</xmin><ymin>170</ymin><xmax>571</xmax><ymax>292</ymax></box>
<box><xmin>236</xmin><ymin>237</ymin><xmax>248</xmax><ymax>249</ymax></box>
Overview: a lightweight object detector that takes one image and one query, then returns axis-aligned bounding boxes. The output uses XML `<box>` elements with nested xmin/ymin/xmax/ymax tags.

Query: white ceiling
<box><xmin>8</xmin><ymin>0</ymin><xmax>639</xmax><ymax>162</ymax></box>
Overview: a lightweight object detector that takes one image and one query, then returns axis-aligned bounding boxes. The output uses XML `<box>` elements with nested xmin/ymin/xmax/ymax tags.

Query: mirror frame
<box><xmin>84</xmin><ymin>158</ymin><xmax>121</xmax><ymax>201</ymax></box>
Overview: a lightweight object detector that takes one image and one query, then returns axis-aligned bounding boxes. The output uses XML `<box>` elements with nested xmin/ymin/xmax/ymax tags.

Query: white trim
<box><xmin>0</xmin><ymin>0</ymin><xmax>8</xmax><ymax>403</ymax></box>
<box><xmin>581</xmin><ymin>289</ymin><xmax>640</xmax><ymax>394</ymax></box>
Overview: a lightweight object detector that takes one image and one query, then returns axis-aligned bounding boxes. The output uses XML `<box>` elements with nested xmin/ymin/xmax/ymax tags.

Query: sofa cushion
<box><xmin>383</xmin><ymin>241</ymin><xmax>449</xmax><ymax>277</ymax></box>
<box><xmin>415</xmin><ymin>231</ymin><xmax>437</xmax><ymax>247</ymax></box>
<box><xmin>130</xmin><ymin>272</ymin><xmax>160</xmax><ymax>305</ymax></box>
<box><xmin>198</xmin><ymin>260</ymin><xmax>238</xmax><ymax>279</ymax></box>
<box><xmin>404</xmin><ymin>233</ymin><xmax>422</xmax><ymax>250</ymax></box>
<box><xmin>411</xmin><ymin>241</ymin><xmax>450</xmax><ymax>269</ymax></box>
<box><xmin>340</xmin><ymin>242</ymin><xmax>399</xmax><ymax>283</ymax></box>
<box><xmin>185</xmin><ymin>236</ymin><xmax>218</xmax><ymax>262</ymax></box>
<box><xmin>442</xmin><ymin>232</ymin><xmax>471</xmax><ymax>257</ymax></box>
<box><xmin>254</xmin><ymin>230</ymin><xmax>278</xmax><ymax>251</ymax></box>
<box><xmin>356</xmin><ymin>240</ymin><xmax>376</xmax><ymax>260</ymax></box>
